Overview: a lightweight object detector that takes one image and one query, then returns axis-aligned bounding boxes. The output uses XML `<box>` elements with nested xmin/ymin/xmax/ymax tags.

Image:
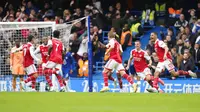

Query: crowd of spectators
<box><xmin>0</xmin><ymin>0</ymin><xmax>200</xmax><ymax>79</ymax></box>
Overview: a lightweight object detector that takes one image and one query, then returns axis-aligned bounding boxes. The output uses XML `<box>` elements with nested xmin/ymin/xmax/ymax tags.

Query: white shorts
<box><xmin>155</xmin><ymin>59</ymin><xmax>175</xmax><ymax>73</ymax></box>
<box><xmin>136</xmin><ymin>67</ymin><xmax>151</xmax><ymax>80</ymax></box>
<box><xmin>25</xmin><ymin>64</ymin><xmax>37</xmax><ymax>75</ymax></box>
<box><xmin>105</xmin><ymin>59</ymin><xmax>125</xmax><ymax>72</ymax></box>
<box><xmin>45</xmin><ymin>61</ymin><xmax>62</xmax><ymax>70</ymax></box>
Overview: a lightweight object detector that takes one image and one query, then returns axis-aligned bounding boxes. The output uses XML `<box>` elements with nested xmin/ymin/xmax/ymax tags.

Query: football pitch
<box><xmin>0</xmin><ymin>93</ymin><xmax>200</xmax><ymax>112</ymax></box>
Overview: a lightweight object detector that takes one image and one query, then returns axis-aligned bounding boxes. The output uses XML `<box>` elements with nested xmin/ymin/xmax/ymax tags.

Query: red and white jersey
<box><xmin>34</xmin><ymin>44</ymin><xmax>48</xmax><ymax>63</ymax></box>
<box><xmin>22</xmin><ymin>42</ymin><xmax>40</xmax><ymax>67</ymax></box>
<box><xmin>106</xmin><ymin>38</ymin><xmax>123</xmax><ymax>63</ymax></box>
<box><xmin>130</xmin><ymin>49</ymin><xmax>150</xmax><ymax>72</ymax></box>
<box><xmin>47</xmin><ymin>38</ymin><xmax>64</xmax><ymax>64</ymax></box>
<box><xmin>154</xmin><ymin>39</ymin><xmax>172</xmax><ymax>62</ymax></box>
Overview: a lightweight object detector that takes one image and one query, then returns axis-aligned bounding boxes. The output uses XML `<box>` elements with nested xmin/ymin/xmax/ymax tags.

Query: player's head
<box><xmin>150</xmin><ymin>32</ymin><xmax>158</xmax><ymax>43</ymax></box>
<box><xmin>28</xmin><ymin>35</ymin><xmax>36</xmax><ymax>44</ymax></box>
<box><xmin>108</xmin><ymin>31</ymin><xmax>115</xmax><ymax>40</ymax></box>
<box><xmin>42</xmin><ymin>36</ymin><xmax>48</xmax><ymax>45</ymax></box>
<box><xmin>53</xmin><ymin>30</ymin><xmax>60</xmax><ymax>38</ymax></box>
<box><xmin>14</xmin><ymin>39</ymin><xmax>20</xmax><ymax>47</ymax></box>
<box><xmin>135</xmin><ymin>40</ymin><xmax>141</xmax><ymax>50</ymax></box>
<box><xmin>66</xmin><ymin>46</ymin><xmax>71</xmax><ymax>52</ymax></box>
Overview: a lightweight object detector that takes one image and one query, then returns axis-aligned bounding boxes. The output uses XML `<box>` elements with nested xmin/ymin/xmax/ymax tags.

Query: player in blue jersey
<box><xmin>62</xmin><ymin>47</ymin><xmax>76</xmax><ymax>92</ymax></box>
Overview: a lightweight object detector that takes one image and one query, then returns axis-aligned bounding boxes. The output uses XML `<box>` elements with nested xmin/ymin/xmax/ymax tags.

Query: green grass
<box><xmin>0</xmin><ymin>93</ymin><xmax>200</xmax><ymax>112</ymax></box>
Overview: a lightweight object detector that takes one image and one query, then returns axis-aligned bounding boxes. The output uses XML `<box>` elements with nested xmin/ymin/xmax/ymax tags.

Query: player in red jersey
<box><xmin>104</xmin><ymin>47</ymin><xmax>123</xmax><ymax>91</ymax></box>
<box><xmin>126</xmin><ymin>40</ymin><xmax>164</xmax><ymax>92</ymax></box>
<box><xmin>43</xmin><ymin>30</ymin><xmax>65</xmax><ymax>92</ymax></box>
<box><xmin>148</xmin><ymin>32</ymin><xmax>197</xmax><ymax>92</ymax></box>
<box><xmin>12</xmin><ymin>35</ymin><xmax>42</xmax><ymax>91</ymax></box>
<box><xmin>34</xmin><ymin>36</ymin><xmax>54</xmax><ymax>91</ymax></box>
<box><xmin>100</xmin><ymin>31</ymin><xmax>137</xmax><ymax>93</ymax></box>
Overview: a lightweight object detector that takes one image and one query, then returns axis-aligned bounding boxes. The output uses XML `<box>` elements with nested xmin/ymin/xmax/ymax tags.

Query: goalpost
<box><xmin>0</xmin><ymin>16</ymin><xmax>93</xmax><ymax>92</ymax></box>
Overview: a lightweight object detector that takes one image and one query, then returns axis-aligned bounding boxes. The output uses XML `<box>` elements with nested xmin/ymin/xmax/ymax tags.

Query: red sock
<box><xmin>45</xmin><ymin>75</ymin><xmax>53</xmax><ymax>87</ymax></box>
<box><xmin>108</xmin><ymin>75</ymin><xmax>115</xmax><ymax>81</ymax></box>
<box><xmin>25</xmin><ymin>75</ymin><xmax>36</xmax><ymax>83</ymax></box>
<box><xmin>56</xmin><ymin>74</ymin><xmax>64</xmax><ymax>87</ymax></box>
<box><xmin>63</xmin><ymin>80</ymin><xmax>66</xmax><ymax>86</ymax></box>
<box><xmin>103</xmin><ymin>72</ymin><xmax>108</xmax><ymax>86</ymax></box>
<box><xmin>178</xmin><ymin>70</ymin><xmax>189</xmax><ymax>75</ymax></box>
<box><xmin>148</xmin><ymin>80</ymin><xmax>153</xmax><ymax>87</ymax></box>
<box><xmin>153</xmin><ymin>77</ymin><xmax>159</xmax><ymax>89</ymax></box>
<box><xmin>31</xmin><ymin>78</ymin><xmax>36</xmax><ymax>89</ymax></box>
<box><xmin>118</xmin><ymin>77</ymin><xmax>123</xmax><ymax>89</ymax></box>
<box><xmin>122</xmin><ymin>74</ymin><xmax>133</xmax><ymax>84</ymax></box>
<box><xmin>43</xmin><ymin>68</ymin><xmax>57</xmax><ymax>75</ymax></box>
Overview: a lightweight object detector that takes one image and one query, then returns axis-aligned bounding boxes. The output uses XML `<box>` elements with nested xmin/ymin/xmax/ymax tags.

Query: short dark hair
<box><xmin>152</xmin><ymin>32</ymin><xmax>158</xmax><ymax>36</ymax></box>
<box><xmin>28</xmin><ymin>35</ymin><xmax>35</xmax><ymax>42</ymax></box>
<box><xmin>53</xmin><ymin>30</ymin><xmax>60</xmax><ymax>38</ymax></box>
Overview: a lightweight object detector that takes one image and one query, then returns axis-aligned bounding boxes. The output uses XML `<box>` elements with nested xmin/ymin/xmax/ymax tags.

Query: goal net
<box><xmin>0</xmin><ymin>21</ymin><xmax>74</xmax><ymax>92</ymax></box>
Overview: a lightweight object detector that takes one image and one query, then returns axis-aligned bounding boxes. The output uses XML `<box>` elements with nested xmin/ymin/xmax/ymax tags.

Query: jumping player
<box><xmin>12</xmin><ymin>35</ymin><xmax>42</xmax><ymax>91</ymax></box>
<box><xmin>34</xmin><ymin>36</ymin><xmax>54</xmax><ymax>91</ymax></box>
<box><xmin>100</xmin><ymin>31</ymin><xmax>137</xmax><ymax>93</ymax></box>
<box><xmin>43</xmin><ymin>30</ymin><xmax>65</xmax><ymax>92</ymax></box>
<box><xmin>126</xmin><ymin>40</ymin><xmax>164</xmax><ymax>91</ymax></box>
<box><xmin>149</xmin><ymin>32</ymin><xmax>197</xmax><ymax>92</ymax></box>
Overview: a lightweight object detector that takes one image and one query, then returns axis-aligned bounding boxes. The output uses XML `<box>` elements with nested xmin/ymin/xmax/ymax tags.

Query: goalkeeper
<box><xmin>10</xmin><ymin>39</ymin><xmax>25</xmax><ymax>91</ymax></box>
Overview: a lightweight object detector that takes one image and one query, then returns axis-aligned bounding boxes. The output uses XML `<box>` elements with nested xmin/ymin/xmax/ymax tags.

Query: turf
<box><xmin>0</xmin><ymin>93</ymin><xmax>200</xmax><ymax>112</ymax></box>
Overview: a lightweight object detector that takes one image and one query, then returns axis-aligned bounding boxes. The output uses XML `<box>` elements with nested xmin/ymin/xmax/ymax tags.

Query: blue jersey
<box><xmin>62</xmin><ymin>52</ymin><xmax>75</xmax><ymax>78</ymax></box>
<box><xmin>62</xmin><ymin>52</ymin><xmax>74</xmax><ymax>69</ymax></box>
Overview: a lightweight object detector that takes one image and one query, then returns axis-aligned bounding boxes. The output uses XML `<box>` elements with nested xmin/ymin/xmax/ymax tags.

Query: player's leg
<box><xmin>147</xmin><ymin>62</ymin><xmax>164</xmax><ymax>93</ymax></box>
<box><xmin>19</xmin><ymin>66</ymin><xmax>24</xmax><ymax>91</ymax></box>
<box><xmin>12</xmin><ymin>75</ymin><xmax>17</xmax><ymax>91</ymax></box>
<box><xmin>107</xmin><ymin>70</ymin><xmax>117</xmax><ymax>88</ymax></box>
<box><xmin>21</xmin><ymin>64</ymin><xmax>38</xmax><ymax>91</ymax></box>
<box><xmin>43</xmin><ymin>61</ymin><xmax>61</xmax><ymax>91</ymax></box>
<box><xmin>55</xmin><ymin>64</ymin><xmax>65</xmax><ymax>92</ymax></box>
<box><xmin>11</xmin><ymin>66</ymin><xmax>18</xmax><ymax>91</ymax></box>
<box><xmin>100</xmin><ymin>59</ymin><xmax>114</xmax><ymax>92</ymax></box>
<box><xmin>166</xmin><ymin>59</ymin><xmax>197</xmax><ymax>78</ymax></box>
<box><xmin>116</xmin><ymin>72</ymin><xmax>123</xmax><ymax>89</ymax></box>
<box><xmin>116</xmin><ymin>64</ymin><xmax>137</xmax><ymax>93</ymax></box>
<box><xmin>19</xmin><ymin>75</ymin><xmax>24</xmax><ymax>91</ymax></box>
<box><xmin>43</xmin><ymin>61</ymin><xmax>59</xmax><ymax>75</ymax></box>
<box><xmin>42</xmin><ymin>63</ymin><xmax>53</xmax><ymax>91</ymax></box>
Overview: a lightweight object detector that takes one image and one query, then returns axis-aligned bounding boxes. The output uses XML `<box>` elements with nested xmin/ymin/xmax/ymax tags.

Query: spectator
<box><xmin>164</xmin><ymin>35</ymin><xmax>175</xmax><ymax>50</ymax></box>
<box><xmin>112</xmin><ymin>10</ymin><xmax>129</xmax><ymax>35</ymax></box>
<box><xmin>77</xmin><ymin>36</ymin><xmax>88</xmax><ymax>58</ymax></box>
<box><xmin>175</xmin><ymin>39</ymin><xmax>185</xmax><ymax>55</ymax></box>
<box><xmin>179</xmin><ymin>53</ymin><xmax>195</xmax><ymax>75</ymax></box>
<box><xmin>171</xmin><ymin>48</ymin><xmax>178</xmax><ymax>68</ymax></box>
<box><xmin>78</xmin><ymin>52</ymin><xmax>88</xmax><ymax>77</ymax></box>
<box><xmin>196</xmin><ymin>2</ymin><xmax>200</xmax><ymax>19</ymax></box>
<box><xmin>63</xmin><ymin>9</ymin><xmax>72</xmax><ymax>22</ymax></box>
<box><xmin>174</xmin><ymin>14</ymin><xmax>188</xmax><ymax>30</ymax></box>
<box><xmin>69</xmin><ymin>33</ymin><xmax>81</xmax><ymax>61</ymax></box>
<box><xmin>188</xmin><ymin>9</ymin><xmax>196</xmax><ymax>25</ymax></box>
<box><xmin>192</xmin><ymin>19</ymin><xmax>200</xmax><ymax>34</ymax></box>
<box><xmin>146</xmin><ymin>40</ymin><xmax>154</xmax><ymax>55</ymax></box>
<box><xmin>73</xmin><ymin>8</ymin><xmax>83</xmax><ymax>19</ymax></box>
<box><xmin>25</xmin><ymin>1</ymin><xmax>38</xmax><ymax>15</ymax></box>
<box><xmin>120</xmin><ymin>24</ymin><xmax>132</xmax><ymax>50</ymax></box>
<box><xmin>150</xmin><ymin>52</ymin><xmax>159</xmax><ymax>74</ymax></box>
<box><xmin>192</xmin><ymin>43</ymin><xmax>200</xmax><ymax>69</ymax></box>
